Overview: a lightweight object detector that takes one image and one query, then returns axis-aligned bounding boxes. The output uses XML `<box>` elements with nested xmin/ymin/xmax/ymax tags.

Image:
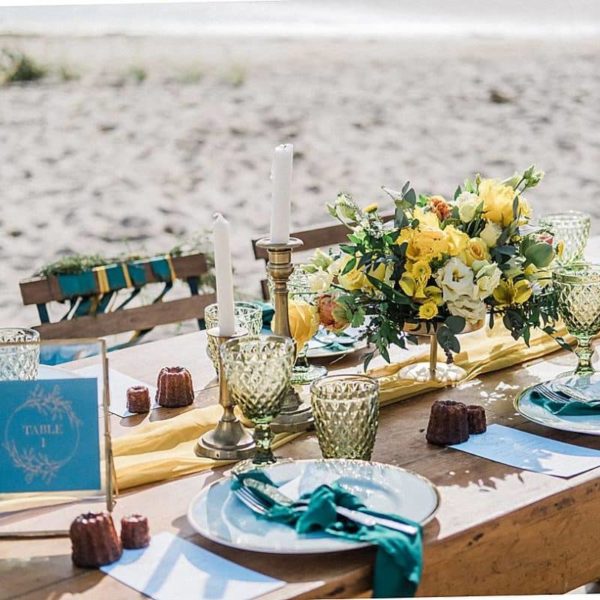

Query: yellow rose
<box><xmin>407</xmin><ymin>228</ymin><xmax>449</xmax><ymax>262</ymax></box>
<box><xmin>399</xmin><ymin>272</ymin><xmax>416</xmax><ymax>296</ymax></box>
<box><xmin>464</xmin><ymin>237</ymin><xmax>490</xmax><ymax>266</ymax></box>
<box><xmin>337</xmin><ymin>255</ymin><xmax>368</xmax><ymax>291</ymax></box>
<box><xmin>444</xmin><ymin>225</ymin><xmax>469</xmax><ymax>258</ymax></box>
<box><xmin>419</xmin><ymin>300</ymin><xmax>439</xmax><ymax>320</ymax></box>
<box><xmin>287</xmin><ymin>299</ymin><xmax>319</xmax><ymax>352</ymax></box>
<box><xmin>493</xmin><ymin>279</ymin><xmax>533</xmax><ymax>306</ymax></box>
<box><xmin>396</xmin><ymin>227</ymin><xmax>415</xmax><ymax>248</ymax></box>
<box><xmin>479</xmin><ymin>178</ymin><xmax>523</xmax><ymax>227</ymax></box>
<box><xmin>414</xmin><ymin>207</ymin><xmax>441</xmax><ymax>229</ymax></box>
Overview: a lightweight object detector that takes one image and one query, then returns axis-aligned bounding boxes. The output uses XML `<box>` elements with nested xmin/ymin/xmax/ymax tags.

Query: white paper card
<box><xmin>73</xmin><ymin>364</ymin><xmax>158</xmax><ymax>417</ymax></box>
<box><xmin>101</xmin><ymin>532</ymin><xmax>285</xmax><ymax>600</ymax></box>
<box><xmin>451</xmin><ymin>424</ymin><xmax>600</xmax><ymax>478</ymax></box>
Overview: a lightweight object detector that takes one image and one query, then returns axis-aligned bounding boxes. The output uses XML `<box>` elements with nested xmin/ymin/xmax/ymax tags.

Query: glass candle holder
<box><xmin>310</xmin><ymin>374</ymin><xmax>379</xmax><ymax>460</ymax></box>
<box><xmin>220</xmin><ymin>335</ymin><xmax>295</xmax><ymax>466</ymax></box>
<box><xmin>539</xmin><ymin>211</ymin><xmax>591</xmax><ymax>265</ymax></box>
<box><xmin>204</xmin><ymin>302</ymin><xmax>263</xmax><ymax>374</ymax></box>
<box><xmin>0</xmin><ymin>328</ymin><xmax>40</xmax><ymax>381</ymax></box>
<box><xmin>268</xmin><ymin>265</ymin><xmax>327</xmax><ymax>384</ymax></box>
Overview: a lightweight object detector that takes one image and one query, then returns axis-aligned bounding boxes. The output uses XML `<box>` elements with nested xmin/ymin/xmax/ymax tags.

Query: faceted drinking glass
<box><xmin>552</xmin><ymin>263</ymin><xmax>600</xmax><ymax>394</ymax></box>
<box><xmin>204</xmin><ymin>301</ymin><xmax>263</xmax><ymax>374</ymax></box>
<box><xmin>539</xmin><ymin>211</ymin><xmax>591</xmax><ymax>266</ymax></box>
<box><xmin>310</xmin><ymin>374</ymin><xmax>379</xmax><ymax>460</ymax></box>
<box><xmin>220</xmin><ymin>335</ymin><xmax>295</xmax><ymax>465</ymax></box>
<box><xmin>0</xmin><ymin>328</ymin><xmax>40</xmax><ymax>381</ymax></box>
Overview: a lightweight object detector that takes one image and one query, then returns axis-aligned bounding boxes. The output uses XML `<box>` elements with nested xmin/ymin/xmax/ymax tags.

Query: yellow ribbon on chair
<box><xmin>93</xmin><ymin>265</ymin><xmax>111</xmax><ymax>295</ymax></box>
<box><xmin>111</xmin><ymin>323</ymin><xmax>570</xmax><ymax>491</ymax></box>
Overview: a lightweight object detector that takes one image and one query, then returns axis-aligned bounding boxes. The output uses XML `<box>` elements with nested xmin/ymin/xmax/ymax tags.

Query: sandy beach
<box><xmin>1</xmin><ymin>33</ymin><xmax>600</xmax><ymax>329</ymax></box>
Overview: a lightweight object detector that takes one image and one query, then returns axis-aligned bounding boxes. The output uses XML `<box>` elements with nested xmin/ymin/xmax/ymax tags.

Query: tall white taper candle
<box><xmin>269</xmin><ymin>143</ymin><xmax>293</xmax><ymax>244</ymax></box>
<box><xmin>213</xmin><ymin>213</ymin><xmax>236</xmax><ymax>337</ymax></box>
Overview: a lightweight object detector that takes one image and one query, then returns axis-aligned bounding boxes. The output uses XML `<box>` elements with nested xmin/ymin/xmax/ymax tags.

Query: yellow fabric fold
<box><xmin>113</xmin><ymin>406</ymin><xmax>300</xmax><ymax>490</ymax></box>
<box><xmin>111</xmin><ymin>323</ymin><xmax>570</xmax><ymax>492</ymax></box>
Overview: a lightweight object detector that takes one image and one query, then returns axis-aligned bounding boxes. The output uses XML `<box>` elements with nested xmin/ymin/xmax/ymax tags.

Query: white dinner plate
<box><xmin>187</xmin><ymin>459</ymin><xmax>440</xmax><ymax>554</ymax></box>
<box><xmin>515</xmin><ymin>386</ymin><xmax>600</xmax><ymax>436</ymax></box>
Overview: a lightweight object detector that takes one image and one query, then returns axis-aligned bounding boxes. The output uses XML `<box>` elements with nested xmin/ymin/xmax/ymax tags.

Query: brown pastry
<box><xmin>127</xmin><ymin>385</ymin><xmax>150</xmax><ymax>413</ymax></box>
<box><xmin>120</xmin><ymin>514</ymin><xmax>151</xmax><ymax>549</ymax></box>
<box><xmin>426</xmin><ymin>400</ymin><xmax>469</xmax><ymax>446</ymax></box>
<box><xmin>467</xmin><ymin>405</ymin><xmax>487</xmax><ymax>434</ymax></box>
<box><xmin>155</xmin><ymin>366</ymin><xmax>194</xmax><ymax>408</ymax></box>
<box><xmin>70</xmin><ymin>512</ymin><xmax>122</xmax><ymax>568</ymax></box>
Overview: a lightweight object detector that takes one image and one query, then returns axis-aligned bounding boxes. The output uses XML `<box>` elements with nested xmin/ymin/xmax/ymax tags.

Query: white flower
<box><xmin>447</xmin><ymin>295</ymin><xmax>487</xmax><ymax>324</ymax></box>
<box><xmin>435</xmin><ymin>257</ymin><xmax>476</xmax><ymax>302</ymax></box>
<box><xmin>308</xmin><ymin>269</ymin><xmax>333</xmax><ymax>293</ymax></box>
<box><xmin>474</xmin><ymin>263</ymin><xmax>502</xmax><ymax>300</ymax></box>
<box><xmin>456</xmin><ymin>192</ymin><xmax>480</xmax><ymax>223</ymax></box>
<box><xmin>480</xmin><ymin>221</ymin><xmax>502</xmax><ymax>248</ymax></box>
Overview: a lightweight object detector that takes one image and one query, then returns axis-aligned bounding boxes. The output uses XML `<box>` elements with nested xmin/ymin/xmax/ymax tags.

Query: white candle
<box><xmin>269</xmin><ymin>143</ymin><xmax>293</xmax><ymax>244</ymax></box>
<box><xmin>213</xmin><ymin>213</ymin><xmax>236</xmax><ymax>337</ymax></box>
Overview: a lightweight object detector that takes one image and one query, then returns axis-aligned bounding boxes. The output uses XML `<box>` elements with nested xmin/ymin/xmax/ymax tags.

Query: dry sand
<box><xmin>2</xmin><ymin>35</ymin><xmax>600</xmax><ymax>330</ymax></box>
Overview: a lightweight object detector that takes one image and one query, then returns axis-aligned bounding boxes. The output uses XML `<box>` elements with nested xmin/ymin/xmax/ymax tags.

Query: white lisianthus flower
<box><xmin>447</xmin><ymin>295</ymin><xmax>487</xmax><ymax>324</ymax></box>
<box><xmin>435</xmin><ymin>257</ymin><xmax>476</xmax><ymax>302</ymax></box>
<box><xmin>308</xmin><ymin>269</ymin><xmax>334</xmax><ymax>293</ymax></box>
<box><xmin>456</xmin><ymin>192</ymin><xmax>480</xmax><ymax>223</ymax></box>
<box><xmin>480</xmin><ymin>221</ymin><xmax>502</xmax><ymax>248</ymax></box>
<box><xmin>474</xmin><ymin>263</ymin><xmax>502</xmax><ymax>300</ymax></box>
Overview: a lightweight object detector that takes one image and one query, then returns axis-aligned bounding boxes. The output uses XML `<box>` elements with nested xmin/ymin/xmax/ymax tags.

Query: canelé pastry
<box><xmin>467</xmin><ymin>405</ymin><xmax>487</xmax><ymax>434</ymax></box>
<box><xmin>70</xmin><ymin>512</ymin><xmax>122</xmax><ymax>568</ymax></box>
<box><xmin>426</xmin><ymin>400</ymin><xmax>469</xmax><ymax>446</ymax></box>
<box><xmin>120</xmin><ymin>514</ymin><xmax>150</xmax><ymax>549</ymax></box>
<box><xmin>126</xmin><ymin>385</ymin><xmax>150</xmax><ymax>413</ymax></box>
<box><xmin>155</xmin><ymin>366</ymin><xmax>194</xmax><ymax>408</ymax></box>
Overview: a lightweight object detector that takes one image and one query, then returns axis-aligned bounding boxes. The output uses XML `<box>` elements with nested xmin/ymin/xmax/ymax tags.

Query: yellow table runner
<box><xmin>113</xmin><ymin>324</ymin><xmax>569</xmax><ymax>491</ymax></box>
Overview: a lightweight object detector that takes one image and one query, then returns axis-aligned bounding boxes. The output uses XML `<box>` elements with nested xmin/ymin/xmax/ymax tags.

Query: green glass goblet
<box><xmin>220</xmin><ymin>335</ymin><xmax>295</xmax><ymax>466</ymax></box>
<box><xmin>539</xmin><ymin>211</ymin><xmax>591</xmax><ymax>266</ymax></box>
<box><xmin>552</xmin><ymin>263</ymin><xmax>600</xmax><ymax>392</ymax></box>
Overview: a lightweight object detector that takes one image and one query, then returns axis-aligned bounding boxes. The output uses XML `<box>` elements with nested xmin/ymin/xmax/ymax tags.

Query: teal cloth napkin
<box><xmin>232</xmin><ymin>471</ymin><xmax>423</xmax><ymax>598</ymax></box>
<box><xmin>530</xmin><ymin>386</ymin><xmax>600</xmax><ymax>416</ymax></box>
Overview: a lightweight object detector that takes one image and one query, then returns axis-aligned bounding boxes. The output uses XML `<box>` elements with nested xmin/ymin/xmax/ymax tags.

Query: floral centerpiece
<box><xmin>306</xmin><ymin>166</ymin><xmax>563</xmax><ymax>368</ymax></box>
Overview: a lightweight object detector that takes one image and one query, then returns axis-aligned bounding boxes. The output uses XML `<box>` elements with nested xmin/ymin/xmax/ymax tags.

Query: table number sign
<box><xmin>1</xmin><ymin>378</ymin><xmax>100</xmax><ymax>493</ymax></box>
<box><xmin>0</xmin><ymin>338</ymin><xmax>114</xmax><ymax>537</ymax></box>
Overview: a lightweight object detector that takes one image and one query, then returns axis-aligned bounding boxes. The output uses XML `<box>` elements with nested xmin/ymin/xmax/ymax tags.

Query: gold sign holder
<box><xmin>0</xmin><ymin>337</ymin><xmax>115</xmax><ymax>539</ymax></box>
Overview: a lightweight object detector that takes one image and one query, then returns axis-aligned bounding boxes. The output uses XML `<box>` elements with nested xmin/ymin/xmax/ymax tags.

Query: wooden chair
<box><xmin>20</xmin><ymin>253</ymin><xmax>216</xmax><ymax>343</ymax></box>
<box><xmin>252</xmin><ymin>214</ymin><xmax>394</xmax><ymax>300</ymax></box>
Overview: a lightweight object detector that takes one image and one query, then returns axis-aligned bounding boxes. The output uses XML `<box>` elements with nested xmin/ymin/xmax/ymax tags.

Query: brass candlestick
<box><xmin>195</xmin><ymin>327</ymin><xmax>256</xmax><ymax>460</ymax></box>
<box><xmin>256</xmin><ymin>236</ymin><xmax>314</xmax><ymax>433</ymax></box>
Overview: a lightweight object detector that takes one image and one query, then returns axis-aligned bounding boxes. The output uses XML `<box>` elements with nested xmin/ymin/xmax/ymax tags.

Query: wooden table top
<box><xmin>2</xmin><ymin>329</ymin><xmax>600</xmax><ymax>599</ymax></box>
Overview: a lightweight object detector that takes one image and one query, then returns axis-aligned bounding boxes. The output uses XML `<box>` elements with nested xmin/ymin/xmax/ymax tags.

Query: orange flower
<box><xmin>429</xmin><ymin>195</ymin><xmax>451</xmax><ymax>221</ymax></box>
<box><xmin>316</xmin><ymin>294</ymin><xmax>350</xmax><ymax>333</ymax></box>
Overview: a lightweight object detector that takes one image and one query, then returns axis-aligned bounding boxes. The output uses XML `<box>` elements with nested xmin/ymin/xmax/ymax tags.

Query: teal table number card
<box><xmin>1</xmin><ymin>378</ymin><xmax>101</xmax><ymax>493</ymax></box>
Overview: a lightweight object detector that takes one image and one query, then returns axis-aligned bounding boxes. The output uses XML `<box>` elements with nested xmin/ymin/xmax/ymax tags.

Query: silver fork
<box><xmin>233</xmin><ymin>485</ymin><xmax>418</xmax><ymax>536</ymax></box>
<box><xmin>537</xmin><ymin>382</ymin><xmax>600</xmax><ymax>406</ymax></box>
<box><xmin>537</xmin><ymin>383</ymin><xmax>571</xmax><ymax>405</ymax></box>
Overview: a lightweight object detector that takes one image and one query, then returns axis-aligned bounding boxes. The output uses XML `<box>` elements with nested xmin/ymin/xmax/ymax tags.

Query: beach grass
<box><xmin>0</xmin><ymin>48</ymin><xmax>46</xmax><ymax>84</ymax></box>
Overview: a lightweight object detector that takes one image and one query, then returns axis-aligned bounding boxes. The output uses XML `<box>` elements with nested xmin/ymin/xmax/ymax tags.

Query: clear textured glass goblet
<box><xmin>552</xmin><ymin>263</ymin><xmax>600</xmax><ymax>393</ymax></box>
<box><xmin>310</xmin><ymin>374</ymin><xmax>379</xmax><ymax>460</ymax></box>
<box><xmin>539</xmin><ymin>211</ymin><xmax>591</xmax><ymax>265</ymax></box>
<box><xmin>204</xmin><ymin>302</ymin><xmax>263</xmax><ymax>374</ymax></box>
<box><xmin>0</xmin><ymin>328</ymin><xmax>40</xmax><ymax>381</ymax></box>
<box><xmin>268</xmin><ymin>265</ymin><xmax>327</xmax><ymax>384</ymax></box>
<box><xmin>220</xmin><ymin>335</ymin><xmax>295</xmax><ymax>465</ymax></box>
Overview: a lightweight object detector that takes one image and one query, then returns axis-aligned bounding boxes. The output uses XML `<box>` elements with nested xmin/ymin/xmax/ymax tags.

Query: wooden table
<box><xmin>2</xmin><ymin>330</ymin><xmax>600</xmax><ymax>599</ymax></box>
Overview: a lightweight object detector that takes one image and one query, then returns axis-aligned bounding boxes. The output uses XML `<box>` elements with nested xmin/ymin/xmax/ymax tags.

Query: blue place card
<box><xmin>0</xmin><ymin>378</ymin><xmax>101</xmax><ymax>493</ymax></box>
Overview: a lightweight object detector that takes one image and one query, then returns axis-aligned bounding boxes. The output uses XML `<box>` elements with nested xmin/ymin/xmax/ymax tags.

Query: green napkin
<box><xmin>232</xmin><ymin>472</ymin><xmax>423</xmax><ymax>598</ymax></box>
<box><xmin>530</xmin><ymin>386</ymin><xmax>600</xmax><ymax>416</ymax></box>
